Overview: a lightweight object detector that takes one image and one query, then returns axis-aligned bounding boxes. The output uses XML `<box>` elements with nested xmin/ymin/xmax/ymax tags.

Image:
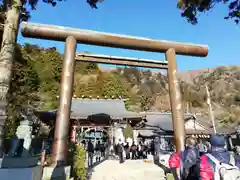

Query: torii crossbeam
<box><xmin>20</xmin><ymin>22</ymin><xmax>208</xmax><ymax>166</ymax></box>
<box><xmin>75</xmin><ymin>53</ymin><xmax>168</xmax><ymax>69</ymax></box>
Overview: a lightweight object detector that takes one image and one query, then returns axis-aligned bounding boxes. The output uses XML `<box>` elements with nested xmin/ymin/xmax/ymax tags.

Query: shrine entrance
<box><xmin>80</xmin><ymin>127</ymin><xmax>109</xmax><ymax>146</ymax></box>
<box><xmin>20</xmin><ymin>21</ymin><xmax>208</xmax><ymax>165</ymax></box>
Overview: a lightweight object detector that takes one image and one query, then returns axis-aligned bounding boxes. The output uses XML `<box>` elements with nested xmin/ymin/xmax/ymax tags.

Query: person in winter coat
<box><xmin>182</xmin><ymin>136</ymin><xmax>200</xmax><ymax>180</ymax></box>
<box><xmin>200</xmin><ymin>134</ymin><xmax>240</xmax><ymax>180</ymax></box>
<box><xmin>124</xmin><ymin>142</ymin><xmax>130</xmax><ymax>159</ymax></box>
<box><xmin>169</xmin><ymin>136</ymin><xmax>200</xmax><ymax>180</ymax></box>
<box><xmin>87</xmin><ymin>140</ymin><xmax>94</xmax><ymax>167</ymax></box>
<box><xmin>137</xmin><ymin>142</ymin><xmax>143</xmax><ymax>159</ymax></box>
<box><xmin>150</xmin><ymin>140</ymin><xmax>155</xmax><ymax>155</ymax></box>
<box><xmin>169</xmin><ymin>151</ymin><xmax>181</xmax><ymax>180</ymax></box>
<box><xmin>95</xmin><ymin>140</ymin><xmax>101</xmax><ymax>162</ymax></box>
<box><xmin>197</xmin><ymin>139</ymin><xmax>207</xmax><ymax>156</ymax></box>
<box><xmin>131</xmin><ymin>142</ymin><xmax>137</xmax><ymax>160</ymax></box>
<box><xmin>117</xmin><ymin>139</ymin><xmax>124</xmax><ymax>164</ymax></box>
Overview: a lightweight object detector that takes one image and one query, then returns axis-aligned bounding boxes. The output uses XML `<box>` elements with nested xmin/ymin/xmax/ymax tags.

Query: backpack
<box><xmin>206</xmin><ymin>153</ymin><xmax>240</xmax><ymax>180</ymax></box>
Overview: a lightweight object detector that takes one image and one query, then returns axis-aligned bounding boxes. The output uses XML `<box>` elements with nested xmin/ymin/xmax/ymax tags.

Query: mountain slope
<box><xmin>112</xmin><ymin>66</ymin><xmax>240</xmax><ymax>124</ymax></box>
<box><xmin>79</xmin><ymin>65</ymin><xmax>240</xmax><ymax>125</ymax></box>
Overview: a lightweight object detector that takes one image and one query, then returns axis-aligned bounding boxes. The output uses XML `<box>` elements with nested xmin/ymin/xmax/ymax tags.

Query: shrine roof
<box><xmin>139</xmin><ymin>112</ymin><xmax>196</xmax><ymax>131</ymax></box>
<box><xmin>137</xmin><ymin>112</ymin><xmax>236</xmax><ymax>136</ymax></box>
<box><xmin>136</xmin><ymin>115</ymin><xmax>211</xmax><ymax>137</ymax></box>
<box><xmin>137</xmin><ymin>129</ymin><xmax>157</xmax><ymax>137</ymax></box>
<box><xmin>35</xmin><ymin>98</ymin><xmax>144</xmax><ymax>121</ymax></box>
<box><xmin>70</xmin><ymin>98</ymin><xmax>142</xmax><ymax>120</ymax></box>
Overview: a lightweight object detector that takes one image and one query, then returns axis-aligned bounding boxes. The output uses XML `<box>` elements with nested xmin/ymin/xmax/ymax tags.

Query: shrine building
<box><xmin>36</xmin><ymin>97</ymin><xmax>145</xmax><ymax>146</ymax></box>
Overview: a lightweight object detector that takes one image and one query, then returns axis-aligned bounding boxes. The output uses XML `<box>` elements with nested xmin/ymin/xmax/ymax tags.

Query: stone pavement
<box><xmin>90</xmin><ymin>159</ymin><xmax>166</xmax><ymax>180</ymax></box>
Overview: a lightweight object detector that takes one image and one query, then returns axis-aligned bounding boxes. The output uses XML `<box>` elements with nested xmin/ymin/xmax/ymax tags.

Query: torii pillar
<box><xmin>51</xmin><ymin>36</ymin><xmax>77</xmax><ymax>165</ymax></box>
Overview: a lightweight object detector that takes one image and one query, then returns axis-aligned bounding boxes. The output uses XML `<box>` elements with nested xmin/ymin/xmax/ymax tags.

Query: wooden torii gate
<box><xmin>20</xmin><ymin>22</ymin><xmax>208</xmax><ymax>165</ymax></box>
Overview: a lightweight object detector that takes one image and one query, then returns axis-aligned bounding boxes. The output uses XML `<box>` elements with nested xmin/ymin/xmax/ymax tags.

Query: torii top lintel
<box><xmin>21</xmin><ymin>22</ymin><xmax>208</xmax><ymax>57</ymax></box>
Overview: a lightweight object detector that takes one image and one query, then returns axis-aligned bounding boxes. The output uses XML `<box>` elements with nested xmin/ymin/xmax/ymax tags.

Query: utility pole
<box><xmin>205</xmin><ymin>84</ymin><xmax>216</xmax><ymax>134</ymax></box>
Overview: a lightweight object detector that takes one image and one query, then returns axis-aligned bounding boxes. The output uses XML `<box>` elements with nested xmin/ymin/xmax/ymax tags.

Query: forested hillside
<box><xmin>5</xmin><ymin>44</ymin><xmax>240</xmax><ymax>138</ymax></box>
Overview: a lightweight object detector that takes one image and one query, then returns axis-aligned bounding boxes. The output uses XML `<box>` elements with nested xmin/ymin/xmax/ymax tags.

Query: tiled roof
<box><xmin>137</xmin><ymin>127</ymin><xmax>172</xmax><ymax>137</ymax></box>
<box><xmin>137</xmin><ymin>129</ymin><xmax>157</xmax><ymax>137</ymax></box>
<box><xmin>36</xmin><ymin>99</ymin><xmax>143</xmax><ymax>120</ymax></box>
<box><xmin>136</xmin><ymin>112</ymin><xmax>236</xmax><ymax>136</ymax></box>
<box><xmin>136</xmin><ymin>112</ymin><xmax>217</xmax><ymax>136</ymax></box>
<box><xmin>71</xmin><ymin>98</ymin><xmax>142</xmax><ymax>119</ymax></box>
<box><xmin>140</xmin><ymin>112</ymin><xmax>196</xmax><ymax>131</ymax></box>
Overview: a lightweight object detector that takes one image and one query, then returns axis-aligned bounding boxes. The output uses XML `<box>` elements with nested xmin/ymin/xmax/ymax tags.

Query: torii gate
<box><xmin>20</xmin><ymin>22</ymin><xmax>208</xmax><ymax>165</ymax></box>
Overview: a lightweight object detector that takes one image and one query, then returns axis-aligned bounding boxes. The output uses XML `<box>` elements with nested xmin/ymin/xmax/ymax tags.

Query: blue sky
<box><xmin>18</xmin><ymin>0</ymin><xmax>240</xmax><ymax>72</ymax></box>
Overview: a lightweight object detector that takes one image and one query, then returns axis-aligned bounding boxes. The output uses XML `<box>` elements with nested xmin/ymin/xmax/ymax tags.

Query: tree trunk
<box><xmin>0</xmin><ymin>0</ymin><xmax>21</xmax><ymax>156</ymax></box>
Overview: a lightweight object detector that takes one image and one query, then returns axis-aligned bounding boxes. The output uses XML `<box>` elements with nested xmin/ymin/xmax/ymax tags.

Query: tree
<box><xmin>4</xmin><ymin>45</ymin><xmax>39</xmax><ymax>139</ymax></box>
<box><xmin>123</xmin><ymin>124</ymin><xmax>133</xmax><ymax>139</ymax></box>
<box><xmin>100</xmin><ymin>73</ymin><xmax>128</xmax><ymax>97</ymax></box>
<box><xmin>178</xmin><ymin>0</ymin><xmax>240</xmax><ymax>24</ymax></box>
<box><xmin>0</xmin><ymin>0</ymin><xmax>102</xmax><ymax>156</ymax></box>
<box><xmin>139</xmin><ymin>93</ymin><xmax>155</xmax><ymax>111</ymax></box>
<box><xmin>4</xmin><ymin>44</ymin><xmax>63</xmax><ymax>140</ymax></box>
<box><xmin>0</xmin><ymin>0</ymin><xmax>55</xmax><ymax>156</ymax></box>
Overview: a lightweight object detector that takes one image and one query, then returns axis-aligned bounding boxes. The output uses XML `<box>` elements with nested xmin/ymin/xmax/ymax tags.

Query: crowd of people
<box><xmin>83</xmin><ymin>138</ymin><xmax>155</xmax><ymax>166</ymax></box>
<box><xmin>81</xmin><ymin>134</ymin><xmax>240</xmax><ymax>180</ymax></box>
<box><xmin>113</xmin><ymin>139</ymin><xmax>162</xmax><ymax>163</ymax></box>
<box><xmin>168</xmin><ymin>134</ymin><xmax>240</xmax><ymax>180</ymax></box>
<box><xmin>81</xmin><ymin>140</ymin><xmax>107</xmax><ymax>167</ymax></box>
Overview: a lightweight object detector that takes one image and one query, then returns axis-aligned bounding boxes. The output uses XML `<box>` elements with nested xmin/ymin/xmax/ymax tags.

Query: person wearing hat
<box><xmin>199</xmin><ymin>134</ymin><xmax>240</xmax><ymax>180</ymax></box>
<box><xmin>209</xmin><ymin>134</ymin><xmax>231</xmax><ymax>164</ymax></box>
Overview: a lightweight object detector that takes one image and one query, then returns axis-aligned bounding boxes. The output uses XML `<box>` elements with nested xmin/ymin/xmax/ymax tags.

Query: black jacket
<box><xmin>117</xmin><ymin>143</ymin><xmax>123</xmax><ymax>153</ymax></box>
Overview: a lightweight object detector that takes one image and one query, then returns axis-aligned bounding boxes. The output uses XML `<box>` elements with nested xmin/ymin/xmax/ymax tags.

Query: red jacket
<box><xmin>169</xmin><ymin>152</ymin><xmax>214</xmax><ymax>180</ymax></box>
<box><xmin>169</xmin><ymin>152</ymin><xmax>181</xmax><ymax>169</ymax></box>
